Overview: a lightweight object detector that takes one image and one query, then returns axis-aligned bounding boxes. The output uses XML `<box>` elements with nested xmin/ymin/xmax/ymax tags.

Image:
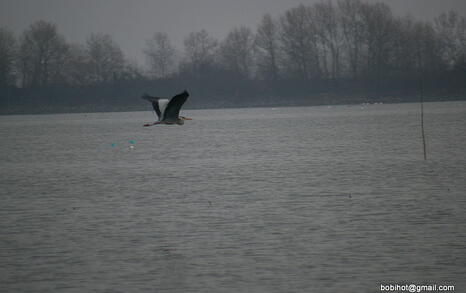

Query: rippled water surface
<box><xmin>1</xmin><ymin>102</ymin><xmax>465</xmax><ymax>292</ymax></box>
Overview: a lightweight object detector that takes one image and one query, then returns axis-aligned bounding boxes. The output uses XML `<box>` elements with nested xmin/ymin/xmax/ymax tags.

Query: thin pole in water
<box><xmin>417</xmin><ymin>31</ymin><xmax>427</xmax><ymax>161</ymax></box>
<box><xmin>420</xmin><ymin>66</ymin><xmax>427</xmax><ymax>160</ymax></box>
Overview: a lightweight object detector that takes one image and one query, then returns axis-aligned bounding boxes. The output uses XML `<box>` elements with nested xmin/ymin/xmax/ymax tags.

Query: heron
<box><xmin>142</xmin><ymin>90</ymin><xmax>192</xmax><ymax>126</ymax></box>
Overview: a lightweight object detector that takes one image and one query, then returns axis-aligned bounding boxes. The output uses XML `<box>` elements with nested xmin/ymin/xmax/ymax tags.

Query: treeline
<box><xmin>1</xmin><ymin>0</ymin><xmax>465</xmax><ymax>114</ymax></box>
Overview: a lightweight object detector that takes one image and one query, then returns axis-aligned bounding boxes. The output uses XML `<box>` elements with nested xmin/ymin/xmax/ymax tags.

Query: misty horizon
<box><xmin>1</xmin><ymin>0</ymin><xmax>466</xmax><ymax>67</ymax></box>
<box><xmin>1</xmin><ymin>0</ymin><xmax>465</xmax><ymax>114</ymax></box>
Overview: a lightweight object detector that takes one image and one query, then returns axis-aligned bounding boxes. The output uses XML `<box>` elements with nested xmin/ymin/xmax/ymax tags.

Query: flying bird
<box><xmin>142</xmin><ymin>90</ymin><xmax>191</xmax><ymax>126</ymax></box>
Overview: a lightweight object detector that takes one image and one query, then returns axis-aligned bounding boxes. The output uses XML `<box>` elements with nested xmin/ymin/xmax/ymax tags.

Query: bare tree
<box><xmin>434</xmin><ymin>11</ymin><xmax>466</xmax><ymax>69</ymax></box>
<box><xmin>413</xmin><ymin>22</ymin><xmax>443</xmax><ymax>74</ymax></box>
<box><xmin>338</xmin><ymin>0</ymin><xmax>366</xmax><ymax>79</ymax></box>
<box><xmin>390</xmin><ymin>17</ymin><xmax>442</xmax><ymax>78</ymax></box>
<box><xmin>0</xmin><ymin>27</ymin><xmax>17</xmax><ymax>87</ymax></box>
<box><xmin>182</xmin><ymin>29</ymin><xmax>218</xmax><ymax>77</ymax></box>
<box><xmin>255</xmin><ymin>13</ymin><xmax>281</xmax><ymax>81</ymax></box>
<box><xmin>144</xmin><ymin>32</ymin><xmax>176</xmax><ymax>79</ymax></box>
<box><xmin>62</xmin><ymin>43</ymin><xmax>92</xmax><ymax>86</ymax></box>
<box><xmin>359</xmin><ymin>2</ymin><xmax>396</xmax><ymax>83</ymax></box>
<box><xmin>390</xmin><ymin>17</ymin><xmax>418</xmax><ymax>77</ymax></box>
<box><xmin>312</xmin><ymin>1</ymin><xmax>344</xmax><ymax>79</ymax></box>
<box><xmin>86</xmin><ymin>33</ymin><xmax>125</xmax><ymax>83</ymax></box>
<box><xmin>18</xmin><ymin>20</ymin><xmax>68</xmax><ymax>87</ymax></box>
<box><xmin>219</xmin><ymin>26</ymin><xmax>255</xmax><ymax>79</ymax></box>
<box><xmin>280</xmin><ymin>4</ymin><xmax>320</xmax><ymax>80</ymax></box>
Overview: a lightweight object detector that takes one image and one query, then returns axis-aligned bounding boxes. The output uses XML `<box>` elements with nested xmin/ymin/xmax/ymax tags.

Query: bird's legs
<box><xmin>143</xmin><ymin>121</ymin><xmax>162</xmax><ymax>127</ymax></box>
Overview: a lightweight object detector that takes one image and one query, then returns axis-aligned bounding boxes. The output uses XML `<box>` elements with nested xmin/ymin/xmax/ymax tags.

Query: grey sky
<box><xmin>1</xmin><ymin>0</ymin><xmax>465</xmax><ymax>67</ymax></box>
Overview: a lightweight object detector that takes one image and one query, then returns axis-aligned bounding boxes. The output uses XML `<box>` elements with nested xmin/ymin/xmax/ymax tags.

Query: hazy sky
<box><xmin>1</xmin><ymin>0</ymin><xmax>466</xmax><ymax>66</ymax></box>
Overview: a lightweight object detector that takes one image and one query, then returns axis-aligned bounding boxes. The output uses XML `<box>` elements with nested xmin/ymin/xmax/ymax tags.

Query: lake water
<box><xmin>1</xmin><ymin>102</ymin><xmax>465</xmax><ymax>293</ymax></box>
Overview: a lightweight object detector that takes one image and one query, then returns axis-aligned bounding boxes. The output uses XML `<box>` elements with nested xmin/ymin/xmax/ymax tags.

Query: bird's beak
<box><xmin>183</xmin><ymin>117</ymin><xmax>193</xmax><ymax>120</ymax></box>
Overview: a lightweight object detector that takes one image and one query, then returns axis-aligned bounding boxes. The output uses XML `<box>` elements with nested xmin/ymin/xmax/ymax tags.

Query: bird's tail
<box><xmin>142</xmin><ymin>93</ymin><xmax>163</xmax><ymax>103</ymax></box>
<box><xmin>141</xmin><ymin>93</ymin><xmax>152</xmax><ymax>101</ymax></box>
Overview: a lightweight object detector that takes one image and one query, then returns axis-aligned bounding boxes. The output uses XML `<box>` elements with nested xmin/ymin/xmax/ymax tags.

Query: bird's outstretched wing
<box><xmin>142</xmin><ymin>94</ymin><xmax>169</xmax><ymax>121</ymax></box>
<box><xmin>163</xmin><ymin>91</ymin><xmax>190</xmax><ymax>122</ymax></box>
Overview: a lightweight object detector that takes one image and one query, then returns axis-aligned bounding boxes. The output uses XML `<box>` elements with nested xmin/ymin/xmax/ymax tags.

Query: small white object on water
<box><xmin>129</xmin><ymin>145</ymin><xmax>135</xmax><ymax>150</ymax></box>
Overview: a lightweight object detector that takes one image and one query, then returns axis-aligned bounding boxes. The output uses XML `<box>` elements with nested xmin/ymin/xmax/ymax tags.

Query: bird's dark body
<box><xmin>142</xmin><ymin>90</ymin><xmax>190</xmax><ymax>126</ymax></box>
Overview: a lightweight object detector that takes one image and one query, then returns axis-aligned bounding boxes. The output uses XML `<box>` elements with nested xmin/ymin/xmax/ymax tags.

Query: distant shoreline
<box><xmin>1</xmin><ymin>93</ymin><xmax>464</xmax><ymax>116</ymax></box>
